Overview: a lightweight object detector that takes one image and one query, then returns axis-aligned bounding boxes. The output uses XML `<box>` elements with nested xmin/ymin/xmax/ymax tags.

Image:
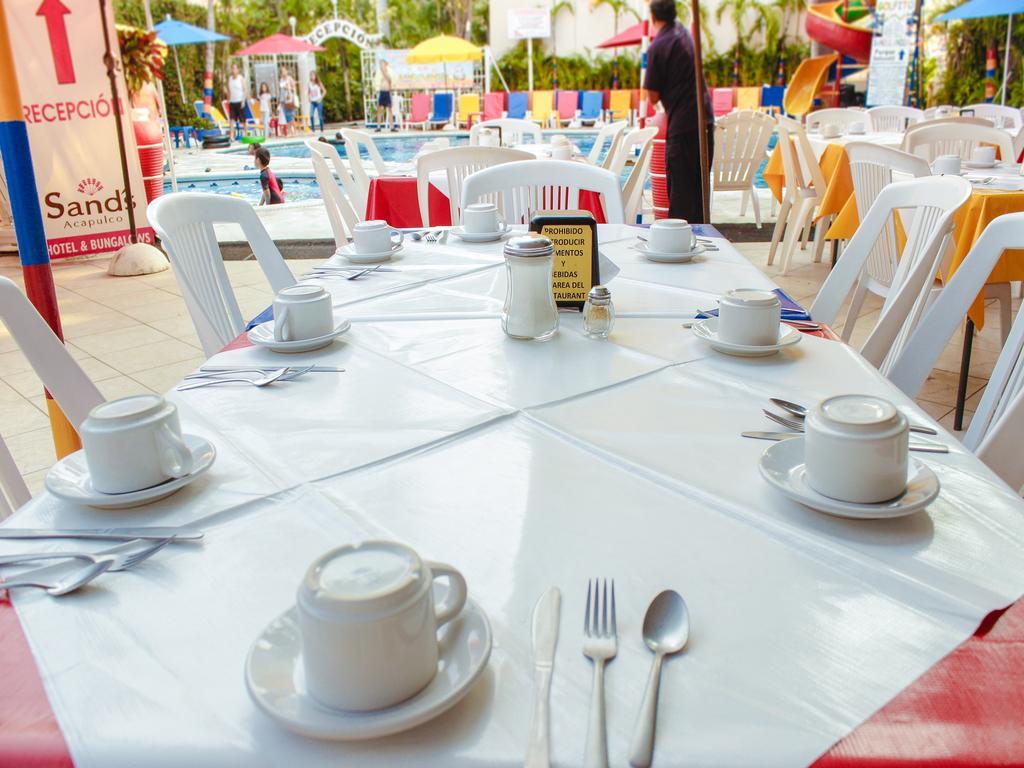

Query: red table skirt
<box><xmin>366</xmin><ymin>176</ymin><xmax>607</xmax><ymax>227</ymax></box>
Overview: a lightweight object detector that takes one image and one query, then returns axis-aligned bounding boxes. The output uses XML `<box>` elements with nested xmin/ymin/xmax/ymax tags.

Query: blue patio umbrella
<box><xmin>937</xmin><ymin>0</ymin><xmax>1024</xmax><ymax>103</ymax></box>
<box><xmin>153</xmin><ymin>16</ymin><xmax>231</xmax><ymax>102</ymax></box>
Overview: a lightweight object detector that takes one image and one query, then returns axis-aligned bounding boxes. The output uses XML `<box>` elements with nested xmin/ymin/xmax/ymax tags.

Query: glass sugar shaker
<box><xmin>583</xmin><ymin>285</ymin><xmax>615</xmax><ymax>338</ymax></box>
<box><xmin>502</xmin><ymin>234</ymin><xmax>559</xmax><ymax>341</ymax></box>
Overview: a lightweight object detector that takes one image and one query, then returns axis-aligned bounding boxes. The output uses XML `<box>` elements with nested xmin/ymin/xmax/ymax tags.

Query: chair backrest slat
<box><xmin>712</xmin><ymin>110</ymin><xmax>774</xmax><ymax>190</ymax></box>
<box><xmin>416</xmin><ymin>146</ymin><xmax>533</xmax><ymax>226</ymax></box>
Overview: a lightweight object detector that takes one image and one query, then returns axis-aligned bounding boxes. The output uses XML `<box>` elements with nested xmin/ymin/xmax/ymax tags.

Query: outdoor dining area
<box><xmin>4</xmin><ymin>0</ymin><xmax>1024</xmax><ymax>762</ymax></box>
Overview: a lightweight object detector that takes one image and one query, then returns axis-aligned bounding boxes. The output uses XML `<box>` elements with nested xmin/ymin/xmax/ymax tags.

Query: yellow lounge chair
<box><xmin>457</xmin><ymin>93</ymin><xmax>482</xmax><ymax>128</ymax></box>
<box><xmin>735</xmin><ymin>87</ymin><xmax>761</xmax><ymax>111</ymax></box>
<box><xmin>609</xmin><ymin>90</ymin><xmax>632</xmax><ymax>122</ymax></box>
<box><xmin>530</xmin><ymin>91</ymin><xmax>555</xmax><ymax>127</ymax></box>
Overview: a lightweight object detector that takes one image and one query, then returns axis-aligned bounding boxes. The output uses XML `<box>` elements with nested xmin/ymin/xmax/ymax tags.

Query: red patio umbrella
<box><xmin>595</xmin><ymin>20</ymin><xmax>649</xmax><ymax>48</ymax></box>
<box><xmin>234</xmin><ymin>33</ymin><xmax>325</xmax><ymax>56</ymax></box>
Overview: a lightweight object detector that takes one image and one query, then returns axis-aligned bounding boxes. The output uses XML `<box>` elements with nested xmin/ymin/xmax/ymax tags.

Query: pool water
<box><xmin>170</xmin><ymin>176</ymin><xmax>324</xmax><ymax>204</ymax></box>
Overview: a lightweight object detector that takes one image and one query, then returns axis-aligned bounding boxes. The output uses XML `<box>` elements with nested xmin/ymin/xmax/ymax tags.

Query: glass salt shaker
<box><xmin>502</xmin><ymin>234</ymin><xmax>559</xmax><ymax>341</ymax></box>
<box><xmin>583</xmin><ymin>285</ymin><xmax>615</xmax><ymax>338</ymax></box>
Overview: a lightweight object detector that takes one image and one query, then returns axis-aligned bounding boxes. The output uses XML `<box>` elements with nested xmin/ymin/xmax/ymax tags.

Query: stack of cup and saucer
<box><xmin>691</xmin><ymin>288</ymin><xmax>801</xmax><ymax>356</ymax></box>
<box><xmin>847</xmin><ymin>120</ymin><xmax>867</xmax><ymax>136</ymax></box>
<box><xmin>758</xmin><ymin>394</ymin><xmax>941</xmax><ymax>519</ymax></box>
<box><xmin>963</xmin><ymin>146</ymin><xmax>997</xmax><ymax>170</ymax></box>
<box><xmin>451</xmin><ymin>202</ymin><xmax>510</xmax><ymax>243</ymax></box>
<box><xmin>245</xmin><ymin>540</ymin><xmax>492</xmax><ymax>740</ymax></box>
<box><xmin>634</xmin><ymin>218</ymin><xmax>706</xmax><ymax>263</ymax></box>
<box><xmin>248</xmin><ymin>285</ymin><xmax>350</xmax><ymax>353</ymax></box>
<box><xmin>548</xmin><ymin>135</ymin><xmax>574</xmax><ymax>161</ymax></box>
<box><xmin>932</xmin><ymin>154</ymin><xmax>963</xmax><ymax>176</ymax></box>
<box><xmin>44</xmin><ymin>395</ymin><xmax>216</xmax><ymax>510</ymax></box>
<box><xmin>336</xmin><ymin>220</ymin><xmax>404</xmax><ymax>264</ymax></box>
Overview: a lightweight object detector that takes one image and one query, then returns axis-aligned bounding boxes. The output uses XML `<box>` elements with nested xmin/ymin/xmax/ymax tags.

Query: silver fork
<box><xmin>583</xmin><ymin>578</ymin><xmax>617</xmax><ymax>768</ymax></box>
<box><xmin>183</xmin><ymin>365</ymin><xmax>315</xmax><ymax>383</ymax></box>
<box><xmin>1</xmin><ymin>555</ymin><xmax>115</xmax><ymax>596</ymax></box>
<box><xmin>762</xmin><ymin>409</ymin><xmax>950</xmax><ymax>453</ymax></box>
<box><xmin>0</xmin><ymin>538</ymin><xmax>171</xmax><ymax>572</ymax></box>
<box><xmin>176</xmin><ymin>368</ymin><xmax>290</xmax><ymax>391</ymax></box>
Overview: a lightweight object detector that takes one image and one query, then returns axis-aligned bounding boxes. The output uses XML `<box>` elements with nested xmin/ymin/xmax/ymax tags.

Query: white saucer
<box><xmin>337</xmin><ymin>242</ymin><xmax>403</xmax><ymax>264</ymax></box>
<box><xmin>963</xmin><ymin>159</ymin><xmax>997</xmax><ymax>169</ymax></box>
<box><xmin>44</xmin><ymin>434</ymin><xmax>216</xmax><ymax>509</ymax></box>
<box><xmin>691</xmin><ymin>317</ymin><xmax>801</xmax><ymax>357</ymax></box>
<box><xmin>245</xmin><ymin>599</ymin><xmax>492</xmax><ymax>740</ymax></box>
<box><xmin>634</xmin><ymin>241</ymin><xmax>706</xmax><ymax>263</ymax></box>
<box><xmin>248</xmin><ymin>319</ymin><xmax>351</xmax><ymax>353</ymax></box>
<box><xmin>758</xmin><ymin>437</ymin><xmax>940</xmax><ymax>519</ymax></box>
<box><xmin>450</xmin><ymin>225</ymin><xmax>511</xmax><ymax>243</ymax></box>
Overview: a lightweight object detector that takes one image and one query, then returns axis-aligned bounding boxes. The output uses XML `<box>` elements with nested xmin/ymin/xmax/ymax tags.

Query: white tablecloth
<box><xmin>6</xmin><ymin>225</ymin><xmax>1024</xmax><ymax>768</ymax></box>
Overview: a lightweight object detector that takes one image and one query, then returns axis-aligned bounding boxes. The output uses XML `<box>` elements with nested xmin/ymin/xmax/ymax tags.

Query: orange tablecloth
<box><xmin>764</xmin><ymin>141</ymin><xmax>852</xmax><ymax>223</ymax></box>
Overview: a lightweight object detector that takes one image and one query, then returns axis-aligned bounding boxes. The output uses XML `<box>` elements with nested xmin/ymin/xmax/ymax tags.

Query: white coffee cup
<box><xmin>462</xmin><ymin>202</ymin><xmax>505</xmax><ymax>234</ymax></box>
<box><xmin>273</xmin><ymin>285</ymin><xmax>333</xmax><ymax>342</ymax></box>
<box><xmin>80</xmin><ymin>395</ymin><xmax>193</xmax><ymax>494</ymax></box>
<box><xmin>971</xmin><ymin>146</ymin><xmax>996</xmax><ymax>166</ymax></box>
<box><xmin>551</xmin><ymin>144</ymin><xmax>573</xmax><ymax>161</ymax></box>
<box><xmin>550</xmin><ymin>134</ymin><xmax>570</xmax><ymax>146</ymax></box>
<box><xmin>647</xmin><ymin>218</ymin><xmax>696</xmax><ymax>254</ymax></box>
<box><xmin>352</xmin><ymin>220</ymin><xmax>403</xmax><ymax>255</ymax></box>
<box><xmin>932</xmin><ymin>154</ymin><xmax>962</xmax><ymax>175</ymax></box>
<box><xmin>848</xmin><ymin>120</ymin><xmax>866</xmax><ymax>134</ymax></box>
<box><xmin>716</xmin><ymin>288</ymin><xmax>781</xmax><ymax>346</ymax></box>
<box><xmin>478</xmin><ymin>128</ymin><xmax>499</xmax><ymax>148</ymax></box>
<box><xmin>297</xmin><ymin>540</ymin><xmax>468</xmax><ymax>711</ymax></box>
<box><xmin>804</xmin><ymin>394</ymin><xmax>909</xmax><ymax>503</ymax></box>
<box><xmin>821</xmin><ymin>123</ymin><xmax>842</xmax><ymax>139</ymax></box>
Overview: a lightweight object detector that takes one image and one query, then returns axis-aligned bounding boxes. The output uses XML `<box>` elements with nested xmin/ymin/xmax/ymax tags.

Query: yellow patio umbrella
<box><xmin>406</xmin><ymin>34</ymin><xmax>481</xmax><ymax>91</ymax></box>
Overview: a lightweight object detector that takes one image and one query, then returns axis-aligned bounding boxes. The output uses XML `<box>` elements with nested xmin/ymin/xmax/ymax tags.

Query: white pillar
<box><xmin>1001</xmin><ymin>14</ymin><xmax>1012</xmax><ymax>105</ymax></box>
<box><xmin>527</xmin><ymin>38</ymin><xmax>534</xmax><ymax>92</ymax></box>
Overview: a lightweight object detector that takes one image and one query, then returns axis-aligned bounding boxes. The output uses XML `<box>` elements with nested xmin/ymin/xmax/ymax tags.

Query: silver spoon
<box><xmin>769</xmin><ymin>397</ymin><xmax>939</xmax><ymax>435</ymax></box>
<box><xmin>176</xmin><ymin>368</ymin><xmax>289</xmax><ymax>391</ymax></box>
<box><xmin>1</xmin><ymin>555</ymin><xmax>115</xmax><ymax>596</ymax></box>
<box><xmin>628</xmin><ymin>590</ymin><xmax>690</xmax><ymax>767</ymax></box>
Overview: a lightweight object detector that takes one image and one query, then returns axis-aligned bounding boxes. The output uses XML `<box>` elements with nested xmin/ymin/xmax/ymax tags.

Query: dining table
<box><xmin>2</xmin><ymin>224</ymin><xmax>1024</xmax><ymax>768</ymax></box>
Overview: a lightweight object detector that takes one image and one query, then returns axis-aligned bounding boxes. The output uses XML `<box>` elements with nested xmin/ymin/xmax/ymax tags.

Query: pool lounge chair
<box><xmin>712</xmin><ymin>88</ymin><xmax>734</xmax><ymax>116</ymax></box>
<box><xmin>193</xmin><ymin>100</ymin><xmax>228</xmax><ymax>133</ymax></box>
<box><xmin>457</xmin><ymin>93</ymin><xmax>482</xmax><ymax>128</ymax></box>
<box><xmin>429</xmin><ymin>93</ymin><xmax>454</xmax><ymax>129</ymax></box>
<box><xmin>507</xmin><ymin>92</ymin><xmax>529</xmax><ymax>120</ymax></box>
<box><xmin>555</xmin><ymin>91</ymin><xmax>579</xmax><ymax>127</ymax></box>
<box><xmin>608</xmin><ymin>90</ymin><xmax>631</xmax><ymax>121</ymax></box>
<box><xmin>735</xmin><ymin>87</ymin><xmax>761</xmax><ymax>111</ymax></box>
<box><xmin>221</xmin><ymin>99</ymin><xmax>258</xmax><ymax>136</ymax></box>
<box><xmin>483</xmin><ymin>91</ymin><xmax>505</xmax><ymax>121</ymax></box>
<box><xmin>408</xmin><ymin>93</ymin><xmax>431</xmax><ymax>129</ymax></box>
<box><xmin>760</xmin><ymin>86</ymin><xmax>785</xmax><ymax>115</ymax></box>
<box><xmin>579</xmin><ymin>91</ymin><xmax>603</xmax><ymax>126</ymax></box>
<box><xmin>530</xmin><ymin>91</ymin><xmax>555</xmax><ymax>127</ymax></box>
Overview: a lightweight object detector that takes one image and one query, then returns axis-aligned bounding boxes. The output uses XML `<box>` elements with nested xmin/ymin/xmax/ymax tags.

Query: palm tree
<box><xmin>715</xmin><ymin>0</ymin><xmax>757</xmax><ymax>84</ymax></box>
<box><xmin>592</xmin><ymin>0</ymin><xmax>640</xmax><ymax>36</ymax></box>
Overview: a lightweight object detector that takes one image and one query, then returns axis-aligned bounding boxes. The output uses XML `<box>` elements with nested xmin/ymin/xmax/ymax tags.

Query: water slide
<box><xmin>806</xmin><ymin>0</ymin><xmax>874</xmax><ymax>63</ymax></box>
<box><xmin>783</xmin><ymin>53</ymin><xmax>839</xmax><ymax>116</ymax></box>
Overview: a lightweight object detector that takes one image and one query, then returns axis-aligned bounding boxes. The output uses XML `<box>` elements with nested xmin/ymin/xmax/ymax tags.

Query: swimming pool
<box><xmin>168</xmin><ymin>175</ymin><xmax>324</xmax><ymax>204</ymax></box>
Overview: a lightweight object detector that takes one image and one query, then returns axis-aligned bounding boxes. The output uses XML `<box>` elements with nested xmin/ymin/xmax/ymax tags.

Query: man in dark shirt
<box><xmin>643</xmin><ymin>0</ymin><xmax>714</xmax><ymax>222</ymax></box>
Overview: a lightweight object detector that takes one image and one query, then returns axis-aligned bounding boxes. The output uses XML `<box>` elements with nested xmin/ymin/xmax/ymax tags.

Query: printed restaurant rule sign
<box><xmin>6</xmin><ymin>0</ymin><xmax>154</xmax><ymax>259</ymax></box>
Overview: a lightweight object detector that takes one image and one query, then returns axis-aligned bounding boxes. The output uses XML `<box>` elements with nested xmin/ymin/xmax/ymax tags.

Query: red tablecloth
<box><xmin>366</xmin><ymin>176</ymin><xmax>607</xmax><ymax>227</ymax></box>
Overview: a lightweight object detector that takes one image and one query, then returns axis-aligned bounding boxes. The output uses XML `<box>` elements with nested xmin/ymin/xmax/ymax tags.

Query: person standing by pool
<box><xmin>255</xmin><ymin>147</ymin><xmax>285</xmax><ymax>206</ymax></box>
<box><xmin>279</xmin><ymin>65</ymin><xmax>297</xmax><ymax>136</ymax></box>
<box><xmin>375</xmin><ymin>59</ymin><xmax>393</xmax><ymax>132</ymax></box>
<box><xmin>644</xmin><ymin>0</ymin><xmax>714</xmax><ymax>223</ymax></box>
<box><xmin>258</xmin><ymin>82</ymin><xmax>273</xmax><ymax>137</ymax></box>
<box><xmin>226</xmin><ymin>63</ymin><xmax>247</xmax><ymax>142</ymax></box>
<box><xmin>308</xmin><ymin>72</ymin><xmax>327</xmax><ymax>134</ymax></box>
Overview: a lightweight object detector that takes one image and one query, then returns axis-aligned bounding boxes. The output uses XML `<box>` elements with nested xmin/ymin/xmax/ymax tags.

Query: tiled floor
<box><xmin>0</xmin><ymin>235</ymin><xmax>1012</xmax><ymax>496</ymax></box>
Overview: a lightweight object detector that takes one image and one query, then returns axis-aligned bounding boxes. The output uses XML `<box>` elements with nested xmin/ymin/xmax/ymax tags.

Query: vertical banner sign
<box><xmin>865</xmin><ymin>0</ymin><xmax>917</xmax><ymax>106</ymax></box>
<box><xmin>6</xmin><ymin>0</ymin><xmax>154</xmax><ymax>259</ymax></box>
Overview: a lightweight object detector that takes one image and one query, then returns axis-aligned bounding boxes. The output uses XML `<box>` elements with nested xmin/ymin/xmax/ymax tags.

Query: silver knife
<box><xmin>525</xmin><ymin>587</ymin><xmax>561</xmax><ymax>768</ymax></box>
<box><xmin>198</xmin><ymin>365</ymin><xmax>346</xmax><ymax>373</ymax></box>
<box><xmin>0</xmin><ymin>526</ymin><xmax>204</xmax><ymax>542</ymax></box>
<box><xmin>741</xmin><ymin>431</ymin><xmax>950</xmax><ymax>453</ymax></box>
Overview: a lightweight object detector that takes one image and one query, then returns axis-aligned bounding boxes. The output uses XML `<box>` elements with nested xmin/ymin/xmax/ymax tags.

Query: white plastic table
<box><xmin>4</xmin><ymin>225</ymin><xmax>1024</xmax><ymax>768</ymax></box>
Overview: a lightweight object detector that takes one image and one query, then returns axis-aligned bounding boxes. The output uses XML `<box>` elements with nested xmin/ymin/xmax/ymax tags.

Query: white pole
<box><xmin>485</xmin><ymin>46</ymin><xmax>491</xmax><ymax>92</ymax></box>
<box><xmin>1001</xmin><ymin>14</ymin><xmax>1012</xmax><ymax>105</ymax></box>
<box><xmin>527</xmin><ymin>37</ymin><xmax>534</xmax><ymax>91</ymax></box>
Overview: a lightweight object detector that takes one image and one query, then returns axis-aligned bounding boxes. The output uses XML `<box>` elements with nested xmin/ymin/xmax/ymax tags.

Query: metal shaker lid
<box><xmin>504</xmin><ymin>234</ymin><xmax>554</xmax><ymax>258</ymax></box>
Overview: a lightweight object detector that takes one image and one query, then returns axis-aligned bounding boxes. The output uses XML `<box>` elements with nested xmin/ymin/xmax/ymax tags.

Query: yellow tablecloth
<box><xmin>773</xmin><ymin>140</ymin><xmax>1024</xmax><ymax>330</ymax></box>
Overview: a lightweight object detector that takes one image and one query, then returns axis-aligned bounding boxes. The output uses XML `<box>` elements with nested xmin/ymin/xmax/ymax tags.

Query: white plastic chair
<box><xmin>462</xmin><ymin>159</ymin><xmax>626</xmax><ymax>225</ymax></box>
<box><xmin>340</xmin><ymin>128</ymin><xmax>393</xmax><ymax>212</ymax></box>
<box><xmin>468</xmin><ymin>118</ymin><xmax>542</xmax><ymax>146</ymax></box>
<box><xmin>0</xmin><ymin>277</ymin><xmax>104</xmax><ymax>515</ymax></box>
<box><xmin>415</xmin><ymin>146</ymin><xmax>532</xmax><ymax>226</ymax></box>
<box><xmin>806</xmin><ymin>108</ymin><xmax>872</xmax><ymax>132</ymax></box>
<box><xmin>886</xmin><ymin>212</ymin><xmax>1024</xmax><ymax>488</ymax></box>
<box><xmin>306</xmin><ymin>139</ymin><xmax>361</xmax><ymax>226</ymax></box>
<box><xmin>587</xmin><ymin>121</ymin><xmax>628</xmax><ymax>165</ymax></box>
<box><xmin>622</xmin><ymin>138</ymin><xmax>654</xmax><ymax>224</ymax></box>
<box><xmin>809</xmin><ymin>175</ymin><xmax>972</xmax><ymax>373</ymax></box>
<box><xmin>147</xmin><ymin>193</ymin><xmax>295</xmax><ymax>357</ymax></box>
<box><xmin>923</xmin><ymin>105</ymin><xmax>957</xmax><ymax>119</ymax></box>
<box><xmin>867</xmin><ymin>106</ymin><xmax>924</xmax><ymax>132</ymax></box>
<box><xmin>964</xmin><ymin>103</ymin><xmax>1023</xmax><ymax>131</ymax></box>
<box><xmin>606</xmin><ymin>127</ymin><xmax>658</xmax><ymax>177</ymax></box>
<box><xmin>902</xmin><ymin>122</ymin><xmax>1014</xmax><ymax>162</ymax></box>
<box><xmin>839</xmin><ymin>142</ymin><xmax>932</xmax><ymax>340</ymax></box>
<box><xmin>711</xmin><ymin>110</ymin><xmax>775</xmax><ymax>228</ymax></box>
<box><xmin>307</xmin><ymin>146</ymin><xmax>361</xmax><ymax>255</ymax></box>
<box><xmin>768</xmin><ymin>119</ymin><xmax>829</xmax><ymax>273</ymax></box>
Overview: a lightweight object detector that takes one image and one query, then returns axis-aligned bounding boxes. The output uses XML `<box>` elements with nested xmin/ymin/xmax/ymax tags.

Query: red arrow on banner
<box><xmin>36</xmin><ymin>0</ymin><xmax>75</xmax><ymax>85</ymax></box>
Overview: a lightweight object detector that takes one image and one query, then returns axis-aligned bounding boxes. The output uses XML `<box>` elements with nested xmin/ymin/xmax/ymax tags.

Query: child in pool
<box><xmin>254</xmin><ymin>147</ymin><xmax>285</xmax><ymax>205</ymax></box>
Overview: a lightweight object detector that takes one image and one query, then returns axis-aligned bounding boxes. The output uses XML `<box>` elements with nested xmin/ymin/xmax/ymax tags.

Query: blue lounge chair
<box><xmin>579</xmin><ymin>91</ymin><xmax>603</xmax><ymax>126</ymax></box>
<box><xmin>760</xmin><ymin>86</ymin><xmax>785</xmax><ymax>115</ymax></box>
<box><xmin>429</xmin><ymin>92</ymin><xmax>453</xmax><ymax>128</ymax></box>
<box><xmin>507</xmin><ymin>92</ymin><xmax>529</xmax><ymax>120</ymax></box>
